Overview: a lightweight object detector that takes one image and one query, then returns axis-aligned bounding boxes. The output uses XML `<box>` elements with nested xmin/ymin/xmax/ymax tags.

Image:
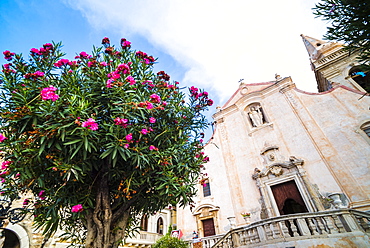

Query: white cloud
<box><xmin>64</xmin><ymin>0</ymin><xmax>328</xmax><ymax>103</ymax></box>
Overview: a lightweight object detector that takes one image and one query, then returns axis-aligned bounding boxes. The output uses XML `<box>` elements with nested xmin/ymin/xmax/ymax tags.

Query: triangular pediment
<box><xmin>222</xmin><ymin>82</ymin><xmax>275</xmax><ymax>109</ymax></box>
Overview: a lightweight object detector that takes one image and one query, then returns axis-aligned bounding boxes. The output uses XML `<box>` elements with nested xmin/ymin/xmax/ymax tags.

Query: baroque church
<box><xmin>176</xmin><ymin>35</ymin><xmax>370</xmax><ymax>247</ymax></box>
<box><xmin>1</xmin><ymin>35</ymin><xmax>370</xmax><ymax>248</ymax></box>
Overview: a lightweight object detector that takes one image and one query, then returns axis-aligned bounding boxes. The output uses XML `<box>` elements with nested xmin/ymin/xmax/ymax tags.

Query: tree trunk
<box><xmin>85</xmin><ymin>167</ymin><xmax>130</xmax><ymax>248</ymax></box>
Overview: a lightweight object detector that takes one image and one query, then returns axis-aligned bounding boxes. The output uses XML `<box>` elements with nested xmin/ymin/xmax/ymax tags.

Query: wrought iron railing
<box><xmin>0</xmin><ymin>198</ymin><xmax>28</xmax><ymax>228</ymax></box>
<box><xmin>203</xmin><ymin>209</ymin><xmax>370</xmax><ymax>248</ymax></box>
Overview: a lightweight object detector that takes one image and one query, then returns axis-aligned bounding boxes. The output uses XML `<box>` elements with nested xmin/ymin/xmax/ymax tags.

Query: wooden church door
<box><xmin>271</xmin><ymin>180</ymin><xmax>308</xmax><ymax>215</ymax></box>
<box><xmin>202</xmin><ymin>218</ymin><xmax>216</xmax><ymax>237</ymax></box>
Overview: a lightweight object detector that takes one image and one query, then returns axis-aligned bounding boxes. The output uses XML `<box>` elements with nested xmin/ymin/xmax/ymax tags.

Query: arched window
<box><xmin>140</xmin><ymin>214</ymin><xmax>148</xmax><ymax>231</ymax></box>
<box><xmin>349</xmin><ymin>66</ymin><xmax>370</xmax><ymax>92</ymax></box>
<box><xmin>361</xmin><ymin>122</ymin><xmax>370</xmax><ymax>138</ymax></box>
<box><xmin>156</xmin><ymin>217</ymin><xmax>164</xmax><ymax>235</ymax></box>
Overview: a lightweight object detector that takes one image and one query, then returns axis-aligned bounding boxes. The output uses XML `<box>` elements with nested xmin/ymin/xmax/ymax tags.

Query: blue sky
<box><xmin>0</xmin><ymin>0</ymin><xmax>329</xmax><ymax>137</ymax></box>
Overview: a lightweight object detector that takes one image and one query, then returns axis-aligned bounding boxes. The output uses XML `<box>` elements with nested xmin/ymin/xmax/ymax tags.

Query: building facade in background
<box><xmin>177</xmin><ymin>35</ymin><xmax>370</xmax><ymax>247</ymax></box>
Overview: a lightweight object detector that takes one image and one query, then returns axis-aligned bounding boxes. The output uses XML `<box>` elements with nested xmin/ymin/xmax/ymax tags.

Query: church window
<box><xmin>156</xmin><ymin>217</ymin><xmax>164</xmax><ymax>234</ymax></box>
<box><xmin>203</xmin><ymin>182</ymin><xmax>211</xmax><ymax>197</ymax></box>
<box><xmin>140</xmin><ymin>214</ymin><xmax>148</xmax><ymax>231</ymax></box>
<box><xmin>349</xmin><ymin>66</ymin><xmax>370</xmax><ymax>92</ymax></box>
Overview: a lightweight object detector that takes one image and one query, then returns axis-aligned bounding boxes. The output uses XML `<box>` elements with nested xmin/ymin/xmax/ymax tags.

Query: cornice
<box><xmin>313</xmin><ymin>48</ymin><xmax>351</xmax><ymax>71</ymax></box>
<box><xmin>213</xmin><ymin>77</ymin><xmax>295</xmax><ymax>121</ymax></box>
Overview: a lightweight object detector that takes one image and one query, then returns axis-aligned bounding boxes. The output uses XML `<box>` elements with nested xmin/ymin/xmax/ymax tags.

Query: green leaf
<box><xmin>71</xmin><ymin>142</ymin><xmax>83</xmax><ymax>159</ymax></box>
<box><xmin>63</xmin><ymin>139</ymin><xmax>82</xmax><ymax>145</ymax></box>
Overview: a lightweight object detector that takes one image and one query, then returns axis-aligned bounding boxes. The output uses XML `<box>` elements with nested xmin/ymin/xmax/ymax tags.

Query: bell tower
<box><xmin>301</xmin><ymin>34</ymin><xmax>369</xmax><ymax>93</ymax></box>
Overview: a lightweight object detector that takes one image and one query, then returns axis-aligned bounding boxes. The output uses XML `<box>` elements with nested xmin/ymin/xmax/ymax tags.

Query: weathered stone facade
<box><xmin>177</xmin><ymin>36</ymin><xmax>370</xmax><ymax>247</ymax></box>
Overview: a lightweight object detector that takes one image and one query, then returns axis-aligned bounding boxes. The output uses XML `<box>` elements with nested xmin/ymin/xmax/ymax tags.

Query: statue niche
<box><xmin>247</xmin><ymin>104</ymin><xmax>267</xmax><ymax>127</ymax></box>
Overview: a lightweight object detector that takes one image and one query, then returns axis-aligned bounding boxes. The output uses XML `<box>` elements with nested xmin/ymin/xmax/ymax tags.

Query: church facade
<box><xmin>176</xmin><ymin>35</ymin><xmax>370</xmax><ymax>247</ymax></box>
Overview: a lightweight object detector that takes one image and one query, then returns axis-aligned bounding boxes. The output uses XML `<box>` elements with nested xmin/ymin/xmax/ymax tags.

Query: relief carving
<box><xmin>270</xmin><ymin>166</ymin><xmax>283</xmax><ymax>176</ymax></box>
<box><xmin>253</xmin><ymin>144</ymin><xmax>304</xmax><ymax>179</ymax></box>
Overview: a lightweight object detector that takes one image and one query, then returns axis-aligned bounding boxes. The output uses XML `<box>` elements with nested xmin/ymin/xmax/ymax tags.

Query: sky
<box><xmin>0</xmin><ymin>0</ymin><xmax>329</xmax><ymax>136</ymax></box>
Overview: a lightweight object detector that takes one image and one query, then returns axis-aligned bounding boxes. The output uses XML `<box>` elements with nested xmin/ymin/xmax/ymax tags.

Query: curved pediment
<box><xmin>252</xmin><ymin>156</ymin><xmax>304</xmax><ymax>179</ymax></box>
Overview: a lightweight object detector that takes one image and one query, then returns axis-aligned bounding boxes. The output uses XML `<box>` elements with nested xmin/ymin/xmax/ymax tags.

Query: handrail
<box><xmin>210</xmin><ymin>209</ymin><xmax>370</xmax><ymax>248</ymax></box>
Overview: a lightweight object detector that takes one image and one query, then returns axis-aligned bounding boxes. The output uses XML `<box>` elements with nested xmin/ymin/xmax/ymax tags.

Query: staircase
<box><xmin>200</xmin><ymin>209</ymin><xmax>370</xmax><ymax>248</ymax></box>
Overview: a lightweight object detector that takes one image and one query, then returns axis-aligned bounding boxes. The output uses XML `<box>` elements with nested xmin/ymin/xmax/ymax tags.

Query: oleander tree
<box><xmin>0</xmin><ymin>37</ymin><xmax>212</xmax><ymax>248</ymax></box>
<box><xmin>313</xmin><ymin>0</ymin><xmax>370</xmax><ymax>66</ymax></box>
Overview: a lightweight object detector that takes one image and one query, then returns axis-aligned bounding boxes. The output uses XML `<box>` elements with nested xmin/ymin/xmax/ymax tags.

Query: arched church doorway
<box><xmin>2</xmin><ymin>229</ymin><xmax>20</xmax><ymax>248</ymax></box>
<box><xmin>271</xmin><ymin>180</ymin><xmax>308</xmax><ymax>215</ymax></box>
<box><xmin>282</xmin><ymin>198</ymin><xmax>308</xmax><ymax>215</ymax></box>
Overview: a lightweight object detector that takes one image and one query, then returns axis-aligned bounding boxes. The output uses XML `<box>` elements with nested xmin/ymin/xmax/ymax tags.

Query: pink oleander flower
<box><xmin>114</xmin><ymin>117</ymin><xmax>128</xmax><ymax>126</ymax></box>
<box><xmin>0</xmin><ymin>171</ymin><xmax>8</xmax><ymax>177</ymax></box>
<box><xmin>81</xmin><ymin>118</ymin><xmax>99</xmax><ymax>130</ymax></box>
<box><xmin>120</xmin><ymin>38</ymin><xmax>131</xmax><ymax>48</ymax></box>
<box><xmin>1</xmin><ymin>161</ymin><xmax>11</xmax><ymax>170</ymax></box>
<box><xmin>71</xmin><ymin>204</ymin><xmax>84</xmax><ymax>213</ymax></box>
<box><xmin>102</xmin><ymin>37</ymin><xmax>110</xmax><ymax>45</ymax></box>
<box><xmin>0</xmin><ymin>134</ymin><xmax>7</xmax><ymax>142</ymax></box>
<box><xmin>141</xmin><ymin>129</ymin><xmax>148</xmax><ymax>135</ymax></box>
<box><xmin>157</xmin><ymin>71</ymin><xmax>170</xmax><ymax>81</ymax></box>
<box><xmin>54</xmin><ymin>58</ymin><xmax>71</xmax><ymax>67</ymax></box>
<box><xmin>38</xmin><ymin>190</ymin><xmax>46</xmax><ymax>200</ymax></box>
<box><xmin>149</xmin><ymin>117</ymin><xmax>156</xmax><ymax>123</ymax></box>
<box><xmin>30</xmin><ymin>48</ymin><xmax>41</xmax><ymax>55</ymax></box>
<box><xmin>125</xmin><ymin>133</ymin><xmax>133</xmax><ymax>142</ymax></box>
<box><xmin>79</xmin><ymin>51</ymin><xmax>91</xmax><ymax>59</ymax></box>
<box><xmin>106</xmin><ymin>79</ymin><xmax>114</xmax><ymax>88</ymax></box>
<box><xmin>116</xmin><ymin>63</ymin><xmax>131</xmax><ymax>74</ymax></box>
<box><xmin>23</xmin><ymin>199</ymin><xmax>30</xmax><ymax>206</ymax></box>
<box><xmin>41</xmin><ymin>85</ymin><xmax>59</xmax><ymax>101</ymax></box>
<box><xmin>124</xmin><ymin>143</ymin><xmax>130</xmax><ymax>149</ymax></box>
<box><xmin>146</xmin><ymin>102</ymin><xmax>154</xmax><ymax>110</ymax></box>
<box><xmin>107</xmin><ymin>71</ymin><xmax>121</xmax><ymax>80</ymax></box>
<box><xmin>150</xmin><ymin>94</ymin><xmax>161</xmax><ymax>103</ymax></box>
<box><xmin>162</xmin><ymin>101</ymin><xmax>167</xmax><ymax>106</ymax></box>
<box><xmin>34</xmin><ymin>71</ymin><xmax>44</xmax><ymax>77</ymax></box>
<box><xmin>149</xmin><ymin>145</ymin><xmax>158</xmax><ymax>151</ymax></box>
<box><xmin>3</xmin><ymin>50</ymin><xmax>15</xmax><ymax>61</ymax></box>
<box><xmin>43</xmin><ymin>43</ymin><xmax>53</xmax><ymax>50</ymax></box>
<box><xmin>100</xmin><ymin>61</ymin><xmax>108</xmax><ymax>66</ymax></box>
<box><xmin>126</xmin><ymin>76</ymin><xmax>135</xmax><ymax>85</ymax></box>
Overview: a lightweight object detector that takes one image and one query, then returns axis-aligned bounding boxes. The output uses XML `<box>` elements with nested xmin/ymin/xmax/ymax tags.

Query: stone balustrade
<box><xmin>203</xmin><ymin>209</ymin><xmax>370</xmax><ymax>248</ymax></box>
<box><xmin>123</xmin><ymin>231</ymin><xmax>162</xmax><ymax>247</ymax></box>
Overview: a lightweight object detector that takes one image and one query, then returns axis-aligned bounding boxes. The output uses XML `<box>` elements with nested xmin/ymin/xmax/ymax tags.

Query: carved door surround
<box><xmin>252</xmin><ymin>144</ymin><xmax>319</xmax><ymax>218</ymax></box>
<box><xmin>192</xmin><ymin>204</ymin><xmax>220</xmax><ymax>237</ymax></box>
